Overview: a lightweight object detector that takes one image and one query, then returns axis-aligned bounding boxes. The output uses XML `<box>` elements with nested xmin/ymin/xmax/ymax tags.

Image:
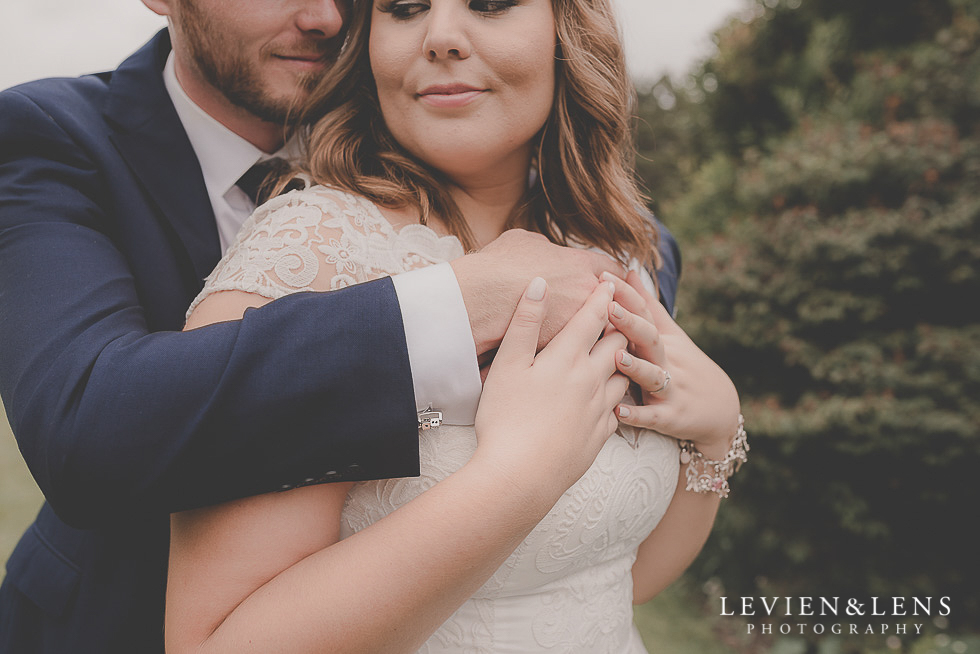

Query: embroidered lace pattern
<box><xmin>342</xmin><ymin>425</ymin><xmax>677</xmax><ymax>653</ymax></box>
<box><xmin>188</xmin><ymin>184</ymin><xmax>464</xmax><ymax>316</ymax></box>
<box><xmin>192</xmin><ymin>186</ymin><xmax>679</xmax><ymax>653</ymax></box>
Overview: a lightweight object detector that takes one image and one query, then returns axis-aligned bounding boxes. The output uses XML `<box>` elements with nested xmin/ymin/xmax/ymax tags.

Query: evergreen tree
<box><xmin>637</xmin><ymin>0</ymin><xmax>980</xmax><ymax>628</ymax></box>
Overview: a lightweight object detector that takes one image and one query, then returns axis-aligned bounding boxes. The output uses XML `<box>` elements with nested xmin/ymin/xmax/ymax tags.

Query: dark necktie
<box><xmin>235</xmin><ymin>158</ymin><xmax>291</xmax><ymax>206</ymax></box>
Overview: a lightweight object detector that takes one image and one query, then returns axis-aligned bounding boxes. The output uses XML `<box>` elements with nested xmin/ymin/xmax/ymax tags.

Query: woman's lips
<box><xmin>418</xmin><ymin>84</ymin><xmax>486</xmax><ymax>108</ymax></box>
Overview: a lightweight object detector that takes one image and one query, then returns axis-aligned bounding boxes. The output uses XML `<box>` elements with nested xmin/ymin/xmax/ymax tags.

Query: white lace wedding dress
<box><xmin>190</xmin><ymin>185</ymin><xmax>680</xmax><ymax>653</ymax></box>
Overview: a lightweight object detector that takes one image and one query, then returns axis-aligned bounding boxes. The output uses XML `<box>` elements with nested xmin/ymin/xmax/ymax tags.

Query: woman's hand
<box><xmin>167</xmin><ymin>279</ymin><xmax>627</xmax><ymax>654</ymax></box>
<box><xmin>602</xmin><ymin>270</ymin><xmax>740</xmax><ymax>460</ymax></box>
<box><xmin>475</xmin><ymin>277</ymin><xmax>629</xmax><ymax>495</ymax></box>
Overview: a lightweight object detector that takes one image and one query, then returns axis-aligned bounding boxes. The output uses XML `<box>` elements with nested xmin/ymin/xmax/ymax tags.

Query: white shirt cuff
<box><xmin>391</xmin><ymin>263</ymin><xmax>482</xmax><ymax>425</ymax></box>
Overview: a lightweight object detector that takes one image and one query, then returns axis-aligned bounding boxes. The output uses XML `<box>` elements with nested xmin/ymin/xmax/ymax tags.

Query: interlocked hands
<box><xmin>474</xmin><ymin>278</ymin><xmax>629</xmax><ymax>494</ymax></box>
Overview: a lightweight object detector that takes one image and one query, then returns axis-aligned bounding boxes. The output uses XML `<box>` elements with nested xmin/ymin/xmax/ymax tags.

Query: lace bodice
<box><xmin>188</xmin><ymin>183</ymin><xmax>463</xmax><ymax>316</ymax></box>
<box><xmin>193</xmin><ymin>186</ymin><xmax>679</xmax><ymax>653</ymax></box>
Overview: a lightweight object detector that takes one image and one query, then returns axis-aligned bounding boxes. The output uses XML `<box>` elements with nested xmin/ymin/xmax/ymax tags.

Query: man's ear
<box><xmin>141</xmin><ymin>0</ymin><xmax>172</xmax><ymax>18</ymax></box>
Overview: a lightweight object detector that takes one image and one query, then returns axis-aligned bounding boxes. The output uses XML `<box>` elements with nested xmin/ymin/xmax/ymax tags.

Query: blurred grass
<box><xmin>0</xmin><ymin>403</ymin><xmax>44</xmax><ymax>583</ymax></box>
<box><xmin>635</xmin><ymin>578</ymin><xmax>745</xmax><ymax>653</ymax></box>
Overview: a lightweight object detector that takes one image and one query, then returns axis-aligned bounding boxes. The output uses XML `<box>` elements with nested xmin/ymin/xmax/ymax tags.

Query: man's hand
<box><xmin>451</xmin><ymin>229</ymin><xmax>626</xmax><ymax>357</ymax></box>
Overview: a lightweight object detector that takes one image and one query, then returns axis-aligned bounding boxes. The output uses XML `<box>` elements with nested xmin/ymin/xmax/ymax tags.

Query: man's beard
<box><xmin>175</xmin><ymin>0</ymin><xmax>319</xmax><ymax>124</ymax></box>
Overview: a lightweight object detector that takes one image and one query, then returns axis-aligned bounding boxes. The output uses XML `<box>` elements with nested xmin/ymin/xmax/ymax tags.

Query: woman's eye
<box><xmin>379</xmin><ymin>0</ymin><xmax>516</xmax><ymax>19</ymax></box>
<box><xmin>469</xmin><ymin>0</ymin><xmax>518</xmax><ymax>15</ymax></box>
<box><xmin>379</xmin><ymin>0</ymin><xmax>429</xmax><ymax>19</ymax></box>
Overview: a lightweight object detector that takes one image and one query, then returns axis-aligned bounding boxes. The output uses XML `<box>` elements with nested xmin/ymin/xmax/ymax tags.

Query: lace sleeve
<box><xmin>187</xmin><ymin>186</ymin><xmax>463</xmax><ymax>319</ymax></box>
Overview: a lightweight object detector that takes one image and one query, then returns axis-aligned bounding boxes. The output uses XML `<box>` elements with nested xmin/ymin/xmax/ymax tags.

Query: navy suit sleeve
<box><xmin>653</xmin><ymin>219</ymin><xmax>682</xmax><ymax>316</ymax></box>
<box><xmin>0</xmin><ymin>89</ymin><xmax>419</xmax><ymax>527</ymax></box>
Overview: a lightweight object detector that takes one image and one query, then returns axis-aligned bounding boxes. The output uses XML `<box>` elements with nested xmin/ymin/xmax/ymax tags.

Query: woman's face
<box><xmin>370</xmin><ymin>0</ymin><xmax>556</xmax><ymax>185</ymax></box>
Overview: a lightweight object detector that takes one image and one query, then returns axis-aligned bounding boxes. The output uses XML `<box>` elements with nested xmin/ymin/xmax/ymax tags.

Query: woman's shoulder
<box><xmin>245</xmin><ymin>182</ymin><xmax>392</xmax><ymax>237</ymax></box>
<box><xmin>229</xmin><ymin>182</ymin><xmax>411</xmax><ymax>271</ymax></box>
<box><xmin>186</xmin><ymin>184</ymin><xmax>394</xmax><ymax>318</ymax></box>
<box><xmin>251</xmin><ymin>183</ymin><xmax>464</xmax><ymax>270</ymax></box>
<box><xmin>187</xmin><ymin>184</ymin><xmax>462</xmax><ymax>319</ymax></box>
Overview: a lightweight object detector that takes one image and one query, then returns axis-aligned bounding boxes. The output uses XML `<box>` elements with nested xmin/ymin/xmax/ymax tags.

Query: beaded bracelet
<box><xmin>678</xmin><ymin>414</ymin><xmax>748</xmax><ymax>499</ymax></box>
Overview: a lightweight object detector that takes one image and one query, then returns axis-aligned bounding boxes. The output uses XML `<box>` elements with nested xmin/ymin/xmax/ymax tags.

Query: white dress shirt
<box><xmin>163</xmin><ymin>54</ymin><xmax>481</xmax><ymax>424</ymax></box>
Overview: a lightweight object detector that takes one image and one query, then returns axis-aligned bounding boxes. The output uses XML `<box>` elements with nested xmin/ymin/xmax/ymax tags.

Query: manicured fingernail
<box><xmin>620</xmin><ymin>351</ymin><xmax>633</xmax><ymax>366</ymax></box>
<box><xmin>601</xmin><ymin>271</ymin><xmax>617</xmax><ymax>283</ymax></box>
<box><xmin>605</xmin><ymin>281</ymin><xmax>615</xmax><ymax>295</ymax></box>
<box><xmin>610</xmin><ymin>302</ymin><xmax>625</xmax><ymax>319</ymax></box>
<box><xmin>618</xmin><ymin>405</ymin><xmax>631</xmax><ymax>418</ymax></box>
<box><xmin>526</xmin><ymin>277</ymin><xmax>546</xmax><ymax>301</ymax></box>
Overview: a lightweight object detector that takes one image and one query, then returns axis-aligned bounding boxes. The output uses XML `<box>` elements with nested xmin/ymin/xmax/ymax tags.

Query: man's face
<box><xmin>169</xmin><ymin>0</ymin><xmax>346</xmax><ymax>123</ymax></box>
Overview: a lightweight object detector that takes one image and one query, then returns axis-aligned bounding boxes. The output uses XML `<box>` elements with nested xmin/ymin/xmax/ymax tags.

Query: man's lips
<box><xmin>273</xmin><ymin>54</ymin><xmax>329</xmax><ymax>69</ymax></box>
<box><xmin>418</xmin><ymin>84</ymin><xmax>487</xmax><ymax>107</ymax></box>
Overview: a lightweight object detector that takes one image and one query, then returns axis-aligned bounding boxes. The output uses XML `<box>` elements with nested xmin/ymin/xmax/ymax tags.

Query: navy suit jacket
<box><xmin>0</xmin><ymin>31</ymin><xmax>680</xmax><ymax>653</ymax></box>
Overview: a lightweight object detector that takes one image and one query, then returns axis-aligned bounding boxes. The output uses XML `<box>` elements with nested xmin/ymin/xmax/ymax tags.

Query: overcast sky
<box><xmin>0</xmin><ymin>0</ymin><xmax>748</xmax><ymax>91</ymax></box>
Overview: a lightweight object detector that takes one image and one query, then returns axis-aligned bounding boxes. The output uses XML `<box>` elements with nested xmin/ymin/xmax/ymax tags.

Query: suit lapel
<box><xmin>103</xmin><ymin>31</ymin><xmax>221</xmax><ymax>284</ymax></box>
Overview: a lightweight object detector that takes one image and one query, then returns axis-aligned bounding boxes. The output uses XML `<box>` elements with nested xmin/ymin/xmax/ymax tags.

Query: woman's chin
<box><xmin>413</xmin><ymin>144</ymin><xmax>533</xmax><ymax>190</ymax></box>
<box><xmin>423</xmin><ymin>150</ymin><xmax>504</xmax><ymax>181</ymax></box>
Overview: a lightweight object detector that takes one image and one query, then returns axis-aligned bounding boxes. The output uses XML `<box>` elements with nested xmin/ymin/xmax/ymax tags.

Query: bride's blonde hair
<box><xmin>289</xmin><ymin>0</ymin><xmax>659</xmax><ymax>268</ymax></box>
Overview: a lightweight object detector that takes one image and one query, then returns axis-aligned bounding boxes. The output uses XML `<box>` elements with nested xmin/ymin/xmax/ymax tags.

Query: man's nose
<box><xmin>422</xmin><ymin>6</ymin><xmax>472</xmax><ymax>61</ymax></box>
<box><xmin>295</xmin><ymin>0</ymin><xmax>344</xmax><ymax>39</ymax></box>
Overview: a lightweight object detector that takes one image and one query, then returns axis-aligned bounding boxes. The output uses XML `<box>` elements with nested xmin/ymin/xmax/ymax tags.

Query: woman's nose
<box><xmin>422</xmin><ymin>6</ymin><xmax>472</xmax><ymax>61</ymax></box>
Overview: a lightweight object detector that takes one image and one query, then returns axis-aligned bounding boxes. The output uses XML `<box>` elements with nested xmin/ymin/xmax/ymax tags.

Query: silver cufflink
<box><xmin>418</xmin><ymin>408</ymin><xmax>443</xmax><ymax>430</ymax></box>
